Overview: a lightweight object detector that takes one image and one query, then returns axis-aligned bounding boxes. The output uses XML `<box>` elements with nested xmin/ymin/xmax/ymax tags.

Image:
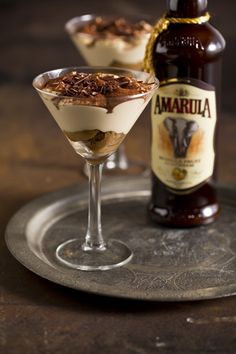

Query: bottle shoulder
<box><xmin>154</xmin><ymin>22</ymin><xmax>226</xmax><ymax>58</ymax></box>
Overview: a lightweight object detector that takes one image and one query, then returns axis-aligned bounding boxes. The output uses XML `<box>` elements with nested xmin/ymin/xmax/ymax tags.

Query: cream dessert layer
<box><xmin>42</xmin><ymin>97</ymin><xmax>145</xmax><ymax>134</ymax></box>
<box><xmin>66</xmin><ymin>17</ymin><xmax>152</xmax><ymax>68</ymax></box>
<box><xmin>72</xmin><ymin>35</ymin><xmax>150</xmax><ymax>67</ymax></box>
<box><xmin>41</xmin><ymin>71</ymin><xmax>153</xmax><ymax>134</ymax></box>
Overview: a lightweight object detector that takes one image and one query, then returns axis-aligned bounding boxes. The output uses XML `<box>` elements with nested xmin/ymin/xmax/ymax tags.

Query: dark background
<box><xmin>1</xmin><ymin>0</ymin><xmax>236</xmax><ymax>114</ymax></box>
<box><xmin>1</xmin><ymin>1</ymin><xmax>236</xmax><ymax>354</ymax></box>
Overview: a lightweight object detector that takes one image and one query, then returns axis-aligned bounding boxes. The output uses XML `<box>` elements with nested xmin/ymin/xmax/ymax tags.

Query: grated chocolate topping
<box><xmin>43</xmin><ymin>71</ymin><xmax>154</xmax><ymax>112</ymax></box>
<box><xmin>44</xmin><ymin>71</ymin><xmax>153</xmax><ymax>96</ymax></box>
<box><xmin>75</xmin><ymin>17</ymin><xmax>152</xmax><ymax>39</ymax></box>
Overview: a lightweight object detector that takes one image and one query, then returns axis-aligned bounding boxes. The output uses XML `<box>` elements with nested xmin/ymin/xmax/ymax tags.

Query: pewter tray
<box><xmin>5</xmin><ymin>177</ymin><xmax>236</xmax><ymax>301</ymax></box>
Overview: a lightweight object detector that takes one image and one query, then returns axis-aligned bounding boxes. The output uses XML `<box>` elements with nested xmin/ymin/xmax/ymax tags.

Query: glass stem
<box><xmin>83</xmin><ymin>162</ymin><xmax>106</xmax><ymax>251</ymax></box>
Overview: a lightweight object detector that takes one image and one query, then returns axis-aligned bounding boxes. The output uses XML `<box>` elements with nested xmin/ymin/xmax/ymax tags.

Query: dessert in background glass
<box><xmin>33</xmin><ymin>67</ymin><xmax>158</xmax><ymax>271</ymax></box>
<box><xmin>65</xmin><ymin>14</ymin><xmax>153</xmax><ymax>175</ymax></box>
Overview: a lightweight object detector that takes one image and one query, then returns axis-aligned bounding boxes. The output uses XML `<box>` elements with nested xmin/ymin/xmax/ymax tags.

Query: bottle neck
<box><xmin>167</xmin><ymin>0</ymin><xmax>208</xmax><ymax>18</ymax></box>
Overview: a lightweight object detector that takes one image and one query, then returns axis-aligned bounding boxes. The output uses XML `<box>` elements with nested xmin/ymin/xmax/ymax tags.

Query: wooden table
<box><xmin>1</xmin><ymin>1</ymin><xmax>236</xmax><ymax>353</ymax></box>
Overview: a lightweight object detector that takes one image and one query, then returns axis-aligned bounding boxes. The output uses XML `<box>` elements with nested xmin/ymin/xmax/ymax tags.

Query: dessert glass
<box><xmin>65</xmin><ymin>14</ymin><xmax>152</xmax><ymax>175</ymax></box>
<box><xmin>33</xmin><ymin>67</ymin><xmax>158</xmax><ymax>271</ymax></box>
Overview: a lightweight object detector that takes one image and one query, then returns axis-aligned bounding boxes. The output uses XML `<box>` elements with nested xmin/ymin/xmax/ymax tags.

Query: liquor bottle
<box><xmin>144</xmin><ymin>0</ymin><xmax>226</xmax><ymax>227</ymax></box>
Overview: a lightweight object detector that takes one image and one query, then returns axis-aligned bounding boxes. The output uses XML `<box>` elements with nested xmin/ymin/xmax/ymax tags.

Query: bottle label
<box><xmin>151</xmin><ymin>78</ymin><xmax>217</xmax><ymax>191</ymax></box>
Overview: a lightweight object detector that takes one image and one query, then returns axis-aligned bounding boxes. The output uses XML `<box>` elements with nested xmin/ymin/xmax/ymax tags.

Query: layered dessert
<box><xmin>65</xmin><ymin>15</ymin><xmax>152</xmax><ymax>69</ymax></box>
<box><xmin>39</xmin><ymin>70</ymin><xmax>154</xmax><ymax>163</ymax></box>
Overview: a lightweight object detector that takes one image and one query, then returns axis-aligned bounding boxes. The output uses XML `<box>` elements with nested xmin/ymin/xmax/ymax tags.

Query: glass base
<box><xmin>83</xmin><ymin>159</ymin><xmax>148</xmax><ymax>177</ymax></box>
<box><xmin>82</xmin><ymin>143</ymin><xmax>148</xmax><ymax>177</ymax></box>
<box><xmin>103</xmin><ymin>158</ymin><xmax>148</xmax><ymax>176</ymax></box>
<box><xmin>56</xmin><ymin>239</ymin><xmax>133</xmax><ymax>271</ymax></box>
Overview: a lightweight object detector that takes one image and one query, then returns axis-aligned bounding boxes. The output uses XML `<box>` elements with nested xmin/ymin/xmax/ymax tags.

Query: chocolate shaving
<box><xmin>43</xmin><ymin>71</ymin><xmax>155</xmax><ymax>112</ymax></box>
<box><xmin>75</xmin><ymin>17</ymin><xmax>152</xmax><ymax>41</ymax></box>
<box><xmin>43</xmin><ymin>72</ymin><xmax>154</xmax><ymax>98</ymax></box>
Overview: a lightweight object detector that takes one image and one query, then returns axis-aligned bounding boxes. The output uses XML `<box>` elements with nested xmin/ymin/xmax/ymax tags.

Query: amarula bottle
<box><xmin>144</xmin><ymin>0</ymin><xmax>225</xmax><ymax>227</ymax></box>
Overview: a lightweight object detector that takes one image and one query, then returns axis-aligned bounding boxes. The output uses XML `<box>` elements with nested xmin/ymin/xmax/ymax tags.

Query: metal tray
<box><xmin>5</xmin><ymin>176</ymin><xmax>236</xmax><ymax>301</ymax></box>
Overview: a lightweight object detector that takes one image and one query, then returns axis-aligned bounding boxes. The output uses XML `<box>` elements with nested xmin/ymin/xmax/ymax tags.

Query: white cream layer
<box><xmin>41</xmin><ymin>96</ymin><xmax>148</xmax><ymax>134</ymax></box>
<box><xmin>72</xmin><ymin>34</ymin><xmax>150</xmax><ymax>67</ymax></box>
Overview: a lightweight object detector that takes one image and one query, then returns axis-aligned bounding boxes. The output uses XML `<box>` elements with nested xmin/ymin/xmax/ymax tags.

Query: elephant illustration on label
<box><xmin>164</xmin><ymin>117</ymin><xmax>199</xmax><ymax>158</ymax></box>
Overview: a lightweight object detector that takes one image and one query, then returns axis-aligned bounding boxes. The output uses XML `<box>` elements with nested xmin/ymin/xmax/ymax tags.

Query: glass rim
<box><xmin>32</xmin><ymin>66</ymin><xmax>159</xmax><ymax>101</ymax></box>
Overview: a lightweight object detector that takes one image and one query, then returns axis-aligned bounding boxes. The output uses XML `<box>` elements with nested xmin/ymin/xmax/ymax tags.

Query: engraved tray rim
<box><xmin>5</xmin><ymin>176</ymin><xmax>236</xmax><ymax>302</ymax></box>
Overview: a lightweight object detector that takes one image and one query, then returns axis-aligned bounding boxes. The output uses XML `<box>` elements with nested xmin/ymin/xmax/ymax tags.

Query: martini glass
<box><xmin>65</xmin><ymin>14</ymin><xmax>152</xmax><ymax>176</ymax></box>
<box><xmin>33</xmin><ymin>67</ymin><xmax>158</xmax><ymax>271</ymax></box>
